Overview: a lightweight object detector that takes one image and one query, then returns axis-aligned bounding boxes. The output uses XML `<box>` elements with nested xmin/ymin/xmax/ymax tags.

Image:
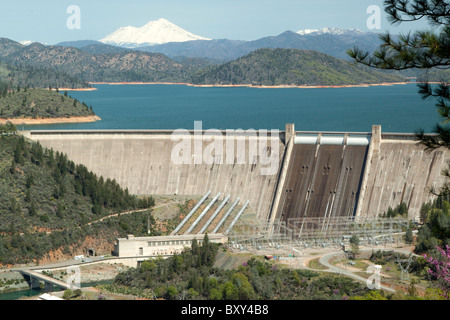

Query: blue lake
<box><xmin>23</xmin><ymin>83</ymin><xmax>441</xmax><ymax>133</ymax></box>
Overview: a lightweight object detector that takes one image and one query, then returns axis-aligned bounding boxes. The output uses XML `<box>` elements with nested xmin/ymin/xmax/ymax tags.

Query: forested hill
<box><xmin>0</xmin><ymin>60</ymin><xmax>90</xmax><ymax>89</ymax></box>
<box><xmin>0</xmin><ymin>84</ymin><xmax>95</xmax><ymax>119</ymax></box>
<box><xmin>0</xmin><ymin>39</ymin><xmax>187</xmax><ymax>83</ymax></box>
<box><xmin>0</xmin><ymin>134</ymin><xmax>155</xmax><ymax>265</ymax></box>
<box><xmin>417</xmin><ymin>68</ymin><xmax>450</xmax><ymax>83</ymax></box>
<box><xmin>190</xmin><ymin>48</ymin><xmax>408</xmax><ymax>86</ymax></box>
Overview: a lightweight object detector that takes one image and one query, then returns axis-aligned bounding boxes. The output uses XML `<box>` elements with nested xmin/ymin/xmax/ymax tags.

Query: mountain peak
<box><xmin>100</xmin><ymin>18</ymin><xmax>211</xmax><ymax>48</ymax></box>
<box><xmin>296</xmin><ymin>27</ymin><xmax>364</xmax><ymax>36</ymax></box>
<box><xmin>19</xmin><ymin>40</ymin><xmax>48</xmax><ymax>46</ymax></box>
<box><xmin>148</xmin><ymin>18</ymin><xmax>170</xmax><ymax>24</ymax></box>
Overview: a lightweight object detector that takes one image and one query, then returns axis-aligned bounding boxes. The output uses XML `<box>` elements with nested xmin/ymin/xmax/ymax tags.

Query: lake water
<box><xmin>22</xmin><ymin>83</ymin><xmax>441</xmax><ymax>133</ymax></box>
<box><xmin>0</xmin><ymin>288</ymin><xmax>43</xmax><ymax>300</ymax></box>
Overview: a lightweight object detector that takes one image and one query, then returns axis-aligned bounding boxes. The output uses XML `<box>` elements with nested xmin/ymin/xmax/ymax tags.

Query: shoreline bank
<box><xmin>51</xmin><ymin>87</ymin><xmax>98</xmax><ymax>92</ymax></box>
<box><xmin>0</xmin><ymin>115</ymin><xmax>101</xmax><ymax>125</ymax></box>
<box><xmin>89</xmin><ymin>81</ymin><xmax>412</xmax><ymax>89</ymax></box>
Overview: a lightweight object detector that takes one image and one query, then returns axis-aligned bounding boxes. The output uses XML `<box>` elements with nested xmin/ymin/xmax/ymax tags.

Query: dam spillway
<box><xmin>274</xmin><ymin>139</ymin><xmax>369</xmax><ymax>231</ymax></box>
<box><xmin>24</xmin><ymin>124</ymin><xmax>449</xmax><ymax>226</ymax></box>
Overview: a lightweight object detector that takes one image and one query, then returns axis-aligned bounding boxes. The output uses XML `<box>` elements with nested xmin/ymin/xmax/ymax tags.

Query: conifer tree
<box><xmin>348</xmin><ymin>0</ymin><xmax>450</xmax><ymax>195</ymax></box>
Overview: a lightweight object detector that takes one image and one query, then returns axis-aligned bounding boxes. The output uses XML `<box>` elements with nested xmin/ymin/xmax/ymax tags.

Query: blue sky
<box><xmin>0</xmin><ymin>0</ymin><xmax>432</xmax><ymax>44</ymax></box>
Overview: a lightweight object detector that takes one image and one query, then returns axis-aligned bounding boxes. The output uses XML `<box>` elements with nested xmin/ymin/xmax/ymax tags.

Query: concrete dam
<box><xmin>25</xmin><ymin>124</ymin><xmax>449</xmax><ymax>231</ymax></box>
<box><xmin>25</xmin><ymin>128</ymin><xmax>283</xmax><ymax>222</ymax></box>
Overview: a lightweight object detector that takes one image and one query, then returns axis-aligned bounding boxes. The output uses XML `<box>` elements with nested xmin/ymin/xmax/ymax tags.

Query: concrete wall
<box><xmin>28</xmin><ymin>130</ymin><xmax>284</xmax><ymax>221</ymax></box>
<box><xmin>356</xmin><ymin>134</ymin><xmax>449</xmax><ymax>220</ymax></box>
<box><xmin>26</xmin><ymin>126</ymin><xmax>449</xmax><ymax>224</ymax></box>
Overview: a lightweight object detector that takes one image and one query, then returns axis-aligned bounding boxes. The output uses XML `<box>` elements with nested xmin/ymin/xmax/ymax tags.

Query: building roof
<box><xmin>38</xmin><ymin>293</ymin><xmax>64</xmax><ymax>300</ymax></box>
<box><xmin>116</xmin><ymin>233</ymin><xmax>226</xmax><ymax>241</ymax></box>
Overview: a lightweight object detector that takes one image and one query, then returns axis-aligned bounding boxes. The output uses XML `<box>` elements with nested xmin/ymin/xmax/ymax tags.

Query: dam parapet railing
<box><xmin>24</xmin><ymin>129</ymin><xmax>282</xmax><ymax>137</ymax></box>
<box><xmin>24</xmin><ymin>129</ymin><xmax>435</xmax><ymax>140</ymax></box>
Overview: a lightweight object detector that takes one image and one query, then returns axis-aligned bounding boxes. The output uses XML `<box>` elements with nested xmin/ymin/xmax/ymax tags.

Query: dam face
<box><xmin>26</xmin><ymin>124</ymin><xmax>449</xmax><ymax>224</ymax></box>
<box><xmin>26</xmin><ymin>130</ymin><xmax>283</xmax><ymax>221</ymax></box>
<box><xmin>356</xmin><ymin>132</ymin><xmax>449</xmax><ymax>219</ymax></box>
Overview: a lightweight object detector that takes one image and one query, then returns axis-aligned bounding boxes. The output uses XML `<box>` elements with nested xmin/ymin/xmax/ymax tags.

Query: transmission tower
<box><xmin>396</xmin><ymin>253</ymin><xmax>413</xmax><ymax>281</ymax></box>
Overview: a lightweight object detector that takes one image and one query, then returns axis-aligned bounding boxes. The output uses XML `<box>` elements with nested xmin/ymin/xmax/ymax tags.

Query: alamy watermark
<box><xmin>171</xmin><ymin>121</ymin><xmax>280</xmax><ymax>176</ymax></box>
<box><xmin>367</xmin><ymin>5</ymin><xmax>381</xmax><ymax>30</ymax></box>
<box><xmin>66</xmin><ymin>5</ymin><xmax>81</xmax><ymax>30</ymax></box>
<box><xmin>366</xmin><ymin>265</ymin><xmax>382</xmax><ymax>290</ymax></box>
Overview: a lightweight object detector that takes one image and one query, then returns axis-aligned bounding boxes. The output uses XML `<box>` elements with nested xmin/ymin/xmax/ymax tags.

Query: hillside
<box><xmin>0</xmin><ymin>134</ymin><xmax>155</xmax><ymax>265</ymax></box>
<box><xmin>0</xmin><ymin>39</ymin><xmax>188</xmax><ymax>83</ymax></box>
<box><xmin>0</xmin><ymin>86</ymin><xmax>96</xmax><ymax>120</ymax></box>
<box><xmin>190</xmin><ymin>48</ymin><xmax>408</xmax><ymax>86</ymax></box>
<box><xmin>417</xmin><ymin>68</ymin><xmax>450</xmax><ymax>83</ymax></box>
<box><xmin>0</xmin><ymin>60</ymin><xmax>90</xmax><ymax>89</ymax></box>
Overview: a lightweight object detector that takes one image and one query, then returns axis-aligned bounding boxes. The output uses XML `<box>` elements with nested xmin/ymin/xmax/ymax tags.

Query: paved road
<box><xmin>307</xmin><ymin>246</ymin><xmax>419</xmax><ymax>293</ymax></box>
<box><xmin>317</xmin><ymin>250</ymin><xmax>396</xmax><ymax>293</ymax></box>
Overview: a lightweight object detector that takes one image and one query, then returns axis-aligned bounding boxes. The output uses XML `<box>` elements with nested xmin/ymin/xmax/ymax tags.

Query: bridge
<box><xmin>16</xmin><ymin>255</ymin><xmax>174</xmax><ymax>290</ymax></box>
<box><xmin>18</xmin><ymin>269</ymin><xmax>74</xmax><ymax>292</ymax></box>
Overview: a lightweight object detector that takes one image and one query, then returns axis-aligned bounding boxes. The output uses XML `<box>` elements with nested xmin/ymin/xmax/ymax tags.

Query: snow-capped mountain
<box><xmin>19</xmin><ymin>40</ymin><xmax>47</xmax><ymax>46</ymax></box>
<box><xmin>19</xmin><ymin>40</ymin><xmax>33</xmax><ymax>46</ymax></box>
<box><xmin>100</xmin><ymin>18</ymin><xmax>211</xmax><ymax>48</ymax></box>
<box><xmin>297</xmin><ymin>27</ymin><xmax>364</xmax><ymax>36</ymax></box>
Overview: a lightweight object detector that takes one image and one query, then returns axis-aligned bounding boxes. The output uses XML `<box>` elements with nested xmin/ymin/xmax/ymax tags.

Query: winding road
<box><xmin>306</xmin><ymin>246</ymin><xmax>420</xmax><ymax>293</ymax></box>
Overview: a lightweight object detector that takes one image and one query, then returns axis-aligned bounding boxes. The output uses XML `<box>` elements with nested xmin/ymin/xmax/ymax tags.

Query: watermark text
<box><xmin>367</xmin><ymin>5</ymin><xmax>381</xmax><ymax>30</ymax></box>
<box><xmin>66</xmin><ymin>5</ymin><xmax>81</xmax><ymax>30</ymax></box>
<box><xmin>171</xmin><ymin>121</ymin><xmax>280</xmax><ymax>176</ymax></box>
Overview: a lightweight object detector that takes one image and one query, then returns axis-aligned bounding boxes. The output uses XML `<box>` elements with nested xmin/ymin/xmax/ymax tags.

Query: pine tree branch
<box><xmin>384</xmin><ymin>0</ymin><xmax>450</xmax><ymax>26</ymax></box>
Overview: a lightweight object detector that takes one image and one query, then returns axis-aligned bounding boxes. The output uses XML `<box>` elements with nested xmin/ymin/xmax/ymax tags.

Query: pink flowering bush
<box><xmin>424</xmin><ymin>245</ymin><xmax>450</xmax><ymax>299</ymax></box>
